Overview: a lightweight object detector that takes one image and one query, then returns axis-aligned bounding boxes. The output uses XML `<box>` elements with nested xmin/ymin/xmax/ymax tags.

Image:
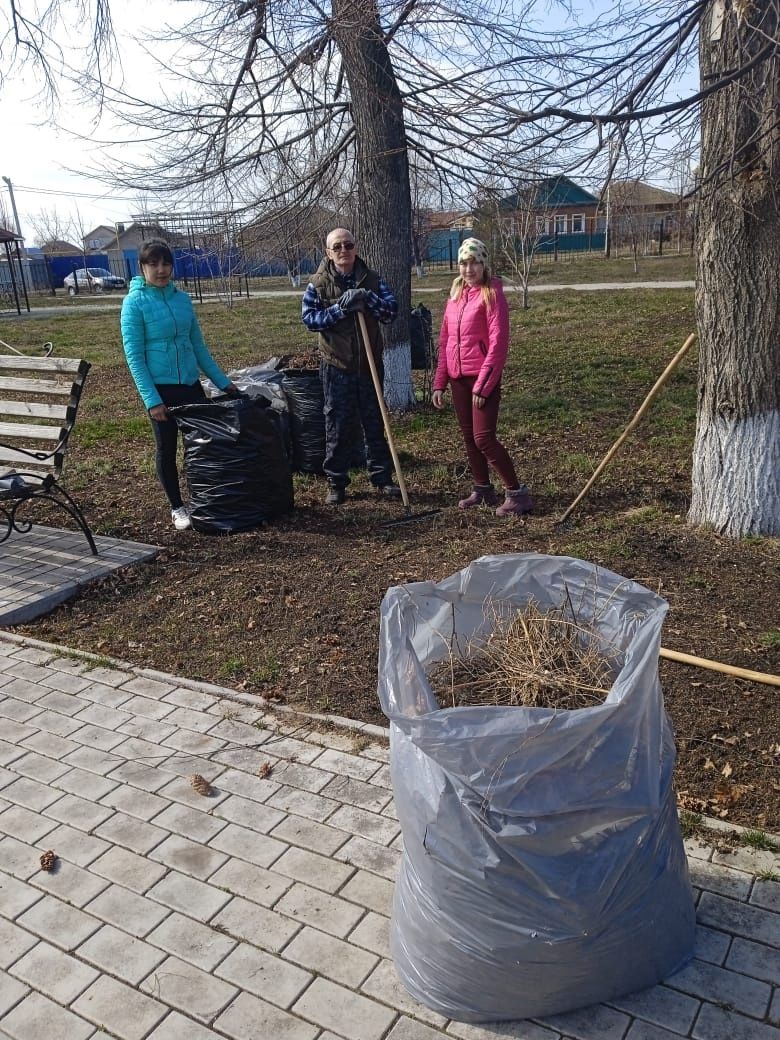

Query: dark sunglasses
<box><xmin>330</xmin><ymin>241</ymin><xmax>355</xmax><ymax>251</ymax></box>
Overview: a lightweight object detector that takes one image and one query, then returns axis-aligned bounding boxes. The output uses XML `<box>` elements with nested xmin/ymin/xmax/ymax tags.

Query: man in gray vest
<box><xmin>302</xmin><ymin>228</ymin><xmax>402</xmax><ymax>505</ymax></box>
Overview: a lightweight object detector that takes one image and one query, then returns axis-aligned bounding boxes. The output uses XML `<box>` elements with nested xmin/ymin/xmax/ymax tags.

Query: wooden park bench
<box><xmin>0</xmin><ymin>350</ymin><xmax>97</xmax><ymax>555</ymax></box>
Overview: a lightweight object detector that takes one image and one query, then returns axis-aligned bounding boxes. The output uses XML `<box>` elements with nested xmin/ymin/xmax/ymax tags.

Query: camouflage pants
<box><xmin>320</xmin><ymin>361</ymin><xmax>392</xmax><ymax>489</ymax></box>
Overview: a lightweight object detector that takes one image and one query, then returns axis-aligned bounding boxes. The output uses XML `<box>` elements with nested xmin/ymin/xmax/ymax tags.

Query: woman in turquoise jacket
<box><xmin>120</xmin><ymin>239</ymin><xmax>237</xmax><ymax>530</ymax></box>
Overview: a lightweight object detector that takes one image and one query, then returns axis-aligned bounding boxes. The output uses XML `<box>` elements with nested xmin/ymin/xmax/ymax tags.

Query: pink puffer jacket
<box><xmin>433</xmin><ymin>278</ymin><xmax>509</xmax><ymax>398</ymax></box>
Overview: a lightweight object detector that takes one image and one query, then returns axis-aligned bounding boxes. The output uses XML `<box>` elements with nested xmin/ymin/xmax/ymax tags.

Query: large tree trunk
<box><xmin>332</xmin><ymin>0</ymin><xmax>415</xmax><ymax>410</ymax></box>
<box><xmin>691</xmin><ymin>0</ymin><xmax>780</xmax><ymax>536</ymax></box>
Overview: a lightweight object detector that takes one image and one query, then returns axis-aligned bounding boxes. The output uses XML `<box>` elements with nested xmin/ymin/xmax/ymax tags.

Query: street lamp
<box><xmin>1</xmin><ymin>176</ymin><xmax>25</xmax><ymax>243</ymax></box>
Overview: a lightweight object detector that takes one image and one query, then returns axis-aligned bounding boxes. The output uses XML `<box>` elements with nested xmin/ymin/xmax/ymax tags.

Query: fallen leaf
<box><xmin>721</xmin><ymin>762</ymin><xmax>733</xmax><ymax>778</ymax></box>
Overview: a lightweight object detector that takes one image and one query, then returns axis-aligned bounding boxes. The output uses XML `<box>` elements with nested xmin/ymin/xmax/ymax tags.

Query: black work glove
<box><xmin>338</xmin><ymin>288</ymin><xmax>368</xmax><ymax>313</ymax></box>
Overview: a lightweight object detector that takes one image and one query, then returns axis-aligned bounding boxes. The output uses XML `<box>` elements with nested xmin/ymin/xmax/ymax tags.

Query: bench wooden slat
<box><xmin>0</xmin><ymin>375</ymin><xmax>75</xmax><ymax>396</ymax></box>
<box><xmin>0</xmin><ymin>356</ymin><xmax>84</xmax><ymax>374</ymax></box>
<box><xmin>0</xmin><ymin>445</ymin><xmax>59</xmax><ymax>470</ymax></box>
<box><xmin>0</xmin><ymin>420</ymin><xmax>64</xmax><ymax>441</ymax></box>
<box><xmin>0</xmin><ymin>401</ymin><xmax>69</xmax><ymax>420</ymax></box>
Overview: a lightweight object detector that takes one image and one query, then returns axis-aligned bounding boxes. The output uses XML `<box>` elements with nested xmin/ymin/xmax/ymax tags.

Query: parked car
<box><xmin>63</xmin><ymin>268</ymin><xmax>127</xmax><ymax>295</ymax></box>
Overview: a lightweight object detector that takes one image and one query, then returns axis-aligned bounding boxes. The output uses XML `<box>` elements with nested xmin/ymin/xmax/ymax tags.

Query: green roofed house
<box><xmin>497</xmin><ymin>175</ymin><xmax>606</xmax><ymax>254</ymax></box>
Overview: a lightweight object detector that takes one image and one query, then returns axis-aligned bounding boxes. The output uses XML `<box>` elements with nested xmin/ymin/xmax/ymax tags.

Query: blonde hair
<box><xmin>450</xmin><ymin>266</ymin><xmax>497</xmax><ymax>310</ymax></box>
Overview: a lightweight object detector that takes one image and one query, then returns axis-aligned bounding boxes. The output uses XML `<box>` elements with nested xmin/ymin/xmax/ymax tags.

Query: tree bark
<box><xmin>332</xmin><ymin>0</ymin><xmax>415</xmax><ymax>410</ymax></box>
<box><xmin>691</xmin><ymin>0</ymin><xmax>780</xmax><ymax>536</ymax></box>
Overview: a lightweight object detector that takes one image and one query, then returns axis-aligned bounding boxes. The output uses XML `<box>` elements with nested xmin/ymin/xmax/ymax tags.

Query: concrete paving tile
<box><xmin>214</xmin><ymin>990</ymin><xmax>318</xmax><ymax>1040</ymax></box>
<box><xmin>94</xmin><ymin>811</ymin><xmax>169</xmax><ymax>855</ymax></box>
<box><xmin>77</xmin><ymin>681</ymin><xmax>134</xmax><ymax>707</ymax></box>
<box><xmin>335</xmin><ymin>835</ymin><xmax>402</xmax><ymax>881</ymax></box>
<box><xmin>0</xmin><ymin>699</ymin><xmax>43</xmax><ymax>725</ymax></box>
<box><xmin>0</xmin><ymin>972</ymin><xmax>29</xmax><ymax>1018</ymax></box>
<box><xmin>146</xmin><ymin>871</ymin><xmax>232</xmax><ymax>923</ymax></box>
<box><xmin>84</xmin><ymin>883</ymin><xmax>171</xmax><ymax>938</ymax></box>
<box><xmin>16</xmin><ymin>894</ymin><xmax>101</xmax><ymax>950</ymax></box>
<box><xmin>209</xmin><ymin>857</ymin><xmax>293</xmax><ymax>907</ymax></box>
<box><xmin>214</xmin><ymin>793</ymin><xmax>286</xmax><ymax>834</ymax></box>
<box><xmin>348</xmin><ymin>911</ymin><xmax>391</xmax><ymax>958</ymax></box>
<box><xmin>751</xmin><ymin>877</ymin><xmax>780</xmax><ymax>913</ymax></box>
<box><xmin>73</xmin><ymin>702</ymin><xmax>131</xmax><ymax>729</ymax></box>
<box><xmin>147</xmin><ymin>801</ymin><xmax>229</xmax><ymax>844</ymax></box>
<box><xmin>726</xmin><ymin>936</ymin><xmax>780</xmax><ymax>986</ymax></box>
<box><xmin>6</xmin><ymin>752</ymin><xmax>70</xmax><ymax>785</ymax></box>
<box><xmin>156</xmin><ymin>774</ymin><xmax>231</xmax><ymax>811</ymax></box>
<box><xmin>10</xmin><ymin>650</ymin><xmax>52</xmax><ymax>668</ymax></box>
<box><xmin>712</xmin><ymin>845</ymin><xmax>780</xmax><ymax>877</ymax></box>
<box><xmin>209</xmin><ymin>822</ymin><xmax>287</xmax><ymax>869</ymax></box>
<box><xmin>0</xmin><ymin>921</ymin><xmax>37</xmax><ymax>970</ymax></box>
<box><xmin>666</xmin><ymin>956</ymin><xmax>771</xmax><ymax>1016</ymax></box>
<box><xmin>0</xmin><ymin>836</ymin><xmax>40</xmax><ymax>881</ymax></box>
<box><xmin>140</xmin><ymin>953</ymin><xmax>238</xmax><ymax>1022</ymax></box>
<box><xmin>261</xmin><ymin>735</ymin><xmax>323</xmax><ymax>765</ymax></box>
<box><xmin>34</xmin><ymin>690</ymin><xmax>83</xmax><ymax>716</ymax></box>
<box><xmin>328</xmin><ymin>803</ymin><xmax>401</xmax><ymax>845</ymax></box>
<box><xmin>0</xmin><ymin>680</ymin><xmax>47</xmax><ymax>706</ymax></box>
<box><xmin>107</xmin><ymin>760</ymin><xmax>172</xmax><ymax>793</ymax></box>
<box><xmin>72</xmin><ymin>974</ymin><xmax>168</xmax><ymax>1040</ymax></box>
<box><xmin>311</xmin><ymin>747</ymin><xmax>383</xmax><ymax>782</ymax></box>
<box><xmin>0</xmin><ymin>740</ymin><xmax>25</xmax><ymax>767</ymax></box>
<box><xmin>22</xmin><ymin>711</ymin><xmax>81</xmax><ymax>738</ymax></box>
<box><xmin>9</xmin><ymin>939</ymin><xmax>99</xmax><ymax>1003</ymax></box>
<box><xmin>212</xmin><ymin>896</ymin><xmax>301</xmax><ymax>952</ymax></box>
<box><xmin>52</xmin><ymin>766</ymin><xmax>119</xmax><ymax>800</ymax></box>
<box><xmin>29</xmin><ymin>856</ymin><xmax>110</xmax><ymax>907</ymax></box>
<box><xmin>147</xmin><ymin>1009</ymin><xmax>223</xmax><ymax>1039</ymax></box>
<box><xmin>60</xmin><ymin>745</ymin><xmax>124</xmax><ymax>776</ymax></box>
<box><xmin>692</xmin><ymin>1002</ymin><xmax>780</xmax><ymax>1039</ymax></box>
<box><xmin>90</xmin><ymin>845</ymin><xmax>168</xmax><ymax>893</ymax></box>
<box><xmin>68</xmin><ymin>722</ymin><xmax>127</xmax><ymax>752</ymax></box>
<box><xmin>0</xmin><ymin>805</ymin><xmax>58</xmax><ymax>845</ymax></box>
<box><xmin>0</xmin><ymin>875</ymin><xmax>43</xmax><ymax>919</ymax></box>
<box><xmin>99</xmin><ymin>784</ymin><xmax>170</xmax><ymax>821</ymax></box>
<box><xmin>0</xmin><ymin>778</ymin><xmax>60</xmax><ymax>813</ymax></box>
<box><xmin>284</xmin><ymin>926</ymin><xmax>379</xmax><ymax>988</ymax></box>
<box><xmin>211</xmin><ymin>767</ymin><xmax>281</xmax><ymax>804</ymax></box>
<box><xmin>81</xmin><ymin>666</ymin><xmax>132</xmax><ymax>687</ymax></box>
<box><xmin>694</xmin><ymin>923</ymin><xmax>732</xmax><ymax>965</ymax></box>
<box><xmin>77</xmin><ymin>922</ymin><xmax>167</xmax><ymax>984</ymax></box>
<box><xmin>117</xmin><ymin>695</ymin><xmax>177</xmax><ymax>721</ymax></box>
<box><xmin>698</xmin><ymin>891</ymin><xmax>780</xmax><ymax>946</ymax></box>
<box><xmin>266</xmin><ymin>785</ymin><xmax>337</xmax><ymax>823</ymax></box>
<box><xmin>157</xmin><ymin>752</ymin><xmax>226</xmax><ymax>779</ymax></box>
<box><xmin>161</xmin><ymin>706</ymin><xmax>218</xmax><ymax>733</ymax></box>
<box><xmin>536</xmin><ymin>1002</ymin><xmax>631</xmax><ymax>1040</ymax></box>
<box><xmin>162</xmin><ymin>687</ymin><xmax>219</xmax><ymax>712</ymax></box>
<box><xmin>275</xmin><ymin>882</ymin><xmax>364</xmax><ymax>939</ymax></box>
<box><xmin>118</xmin><ymin>715</ymin><xmax>177</xmax><ymax>744</ymax></box>
<box><xmin>269</xmin><ymin>813</ymin><xmax>349</xmax><ymax>856</ymax></box>
<box><xmin>208</xmin><ymin>718</ymin><xmax>272</xmax><ymax>746</ymax></box>
<box><xmin>623</xmin><ymin>1024</ymin><xmax>689</xmax><ymax>1040</ymax></box>
<box><xmin>38</xmin><ymin>823</ymin><xmax>109</xmax><ymax>868</ymax></box>
<box><xmin>38</xmin><ymin>671</ymin><xmax>92</xmax><ymax>695</ymax></box>
<box><xmin>608</xmin><ymin>981</ymin><xmax>700</xmax><ymax>1033</ymax></box>
<box><xmin>388</xmin><ymin>1020</ymin><xmax>453</xmax><ymax>1040</ymax></box>
<box><xmin>161</xmin><ymin>727</ymin><xmax>226</xmax><ymax>758</ymax></box>
<box><xmin>43</xmin><ymin>792</ymin><xmax>115</xmax><ymax>832</ymax></box>
<box><xmin>272</xmin><ymin>845</ymin><xmax>355</xmax><ymax>893</ymax></box>
<box><xmin>215</xmin><ymin>941</ymin><xmax>312</xmax><ymax>1008</ymax></box>
<box><xmin>149</xmin><ymin>833</ymin><xmax>228</xmax><ymax>880</ymax></box>
<box><xmin>0</xmin><ymin>990</ymin><xmax>94</xmax><ymax>1040</ymax></box>
<box><xmin>689</xmin><ymin>859</ymin><xmax>754</xmax><ymax>901</ymax></box>
<box><xmin>340</xmin><ymin>870</ymin><xmax>395</xmax><ymax>916</ymax></box>
<box><xmin>362</xmin><ymin>957</ymin><xmax>448</xmax><ymax>1028</ymax></box>
<box><xmin>0</xmin><ymin>723</ymin><xmax>41</xmax><ymax>749</ymax></box>
<box><xmin>293</xmin><ymin>976</ymin><xmax>397</xmax><ymax>1040</ymax></box>
<box><xmin>146</xmin><ymin>911</ymin><xmax>238</xmax><ymax>972</ymax></box>
<box><xmin>320</xmin><ymin>774</ymin><xmax>392</xmax><ymax>814</ymax></box>
<box><xmin>118</xmin><ymin>676</ymin><xmax>176</xmax><ymax>700</ymax></box>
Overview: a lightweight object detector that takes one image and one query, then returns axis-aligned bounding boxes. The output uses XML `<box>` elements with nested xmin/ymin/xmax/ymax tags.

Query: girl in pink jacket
<box><xmin>433</xmin><ymin>238</ymin><xmax>534</xmax><ymax>517</ymax></box>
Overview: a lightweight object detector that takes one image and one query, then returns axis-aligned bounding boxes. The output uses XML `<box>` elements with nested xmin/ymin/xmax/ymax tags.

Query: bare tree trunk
<box><xmin>332</xmin><ymin>0</ymin><xmax>415</xmax><ymax>410</ymax></box>
<box><xmin>690</xmin><ymin>0</ymin><xmax>780</xmax><ymax>536</ymax></box>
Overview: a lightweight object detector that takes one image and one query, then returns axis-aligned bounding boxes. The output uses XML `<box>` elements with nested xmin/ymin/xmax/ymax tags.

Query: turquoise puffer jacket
<box><xmin>120</xmin><ymin>275</ymin><xmax>230</xmax><ymax>411</ymax></box>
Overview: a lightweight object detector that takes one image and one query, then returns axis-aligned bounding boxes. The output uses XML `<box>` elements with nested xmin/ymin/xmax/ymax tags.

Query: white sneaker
<box><xmin>171</xmin><ymin>506</ymin><xmax>191</xmax><ymax>530</ymax></box>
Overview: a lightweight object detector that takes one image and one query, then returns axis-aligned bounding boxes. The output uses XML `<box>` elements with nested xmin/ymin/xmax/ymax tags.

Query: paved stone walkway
<box><xmin>0</xmin><ymin>632</ymin><xmax>777</xmax><ymax>1040</ymax></box>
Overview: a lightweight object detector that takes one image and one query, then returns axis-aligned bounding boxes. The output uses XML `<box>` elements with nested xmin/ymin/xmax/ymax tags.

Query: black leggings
<box><xmin>150</xmin><ymin>382</ymin><xmax>207</xmax><ymax>508</ymax></box>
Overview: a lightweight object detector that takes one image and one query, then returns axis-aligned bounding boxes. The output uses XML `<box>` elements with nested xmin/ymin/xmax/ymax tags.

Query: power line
<box><xmin>12</xmin><ymin>183</ymin><xmax>157</xmax><ymax>204</ymax></box>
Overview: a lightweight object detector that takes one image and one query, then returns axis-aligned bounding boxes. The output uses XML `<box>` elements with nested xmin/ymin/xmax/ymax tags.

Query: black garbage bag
<box><xmin>171</xmin><ymin>396</ymin><xmax>293</xmax><ymax>534</ymax></box>
<box><xmin>281</xmin><ymin>368</ymin><xmax>366</xmax><ymax>473</ymax></box>
<box><xmin>410</xmin><ymin>304</ymin><xmax>433</xmax><ymax>369</ymax></box>
<box><xmin>281</xmin><ymin>369</ymin><xmax>326</xmax><ymax>473</ymax></box>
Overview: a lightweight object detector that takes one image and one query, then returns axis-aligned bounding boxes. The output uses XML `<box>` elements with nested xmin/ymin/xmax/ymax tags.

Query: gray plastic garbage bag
<box><xmin>378</xmin><ymin>553</ymin><xmax>696</xmax><ymax>1023</ymax></box>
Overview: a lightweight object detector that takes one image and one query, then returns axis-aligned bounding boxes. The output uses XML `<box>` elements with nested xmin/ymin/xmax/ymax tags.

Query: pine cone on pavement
<box><xmin>189</xmin><ymin>773</ymin><xmax>213</xmax><ymax>796</ymax></box>
<box><xmin>39</xmin><ymin>850</ymin><xmax>57</xmax><ymax>872</ymax></box>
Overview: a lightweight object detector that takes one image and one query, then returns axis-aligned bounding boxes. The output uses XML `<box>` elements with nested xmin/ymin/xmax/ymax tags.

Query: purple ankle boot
<box><xmin>495</xmin><ymin>487</ymin><xmax>535</xmax><ymax>517</ymax></box>
<box><xmin>458</xmin><ymin>484</ymin><xmax>499</xmax><ymax>509</ymax></box>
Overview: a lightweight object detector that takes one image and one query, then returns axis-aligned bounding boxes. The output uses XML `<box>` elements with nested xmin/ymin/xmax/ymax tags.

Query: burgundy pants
<box><xmin>449</xmin><ymin>376</ymin><xmax>519</xmax><ymax>489</ymax></box>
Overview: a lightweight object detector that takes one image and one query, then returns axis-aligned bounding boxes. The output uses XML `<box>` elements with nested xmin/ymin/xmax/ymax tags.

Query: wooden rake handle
<box><xmin>660</xmin><ymin>647</ymin><xmax>780</xmax><ymax>687</ymax></box>
<box><xmin>356</xmin><ymin>311</ymin><xmax>411</xmax><ymax>512</ymax></box>
<box><xmin>558</xmin><ymin>332</ymin><xmax>697</xmax><ymax>524</ymax></box>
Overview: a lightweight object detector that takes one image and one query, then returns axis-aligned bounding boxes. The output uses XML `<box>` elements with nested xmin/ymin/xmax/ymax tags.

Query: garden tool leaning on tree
<box><xmin>357</xmin><ymin>311</ymin><xmax>441</xmax><ymax>527</ymax></box>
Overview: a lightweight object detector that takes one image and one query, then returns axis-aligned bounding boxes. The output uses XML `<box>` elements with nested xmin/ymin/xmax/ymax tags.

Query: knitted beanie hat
<box><xmin>457</xmin><ymin>237</ymin><xmax>489</xmax><ymax>265</ymax></box>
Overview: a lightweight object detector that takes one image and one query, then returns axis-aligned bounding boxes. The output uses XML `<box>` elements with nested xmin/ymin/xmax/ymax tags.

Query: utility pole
<box><xmin>1</xmin><ymin>176</ymin><xmax>24</xmax><ymax>247</ymax></box>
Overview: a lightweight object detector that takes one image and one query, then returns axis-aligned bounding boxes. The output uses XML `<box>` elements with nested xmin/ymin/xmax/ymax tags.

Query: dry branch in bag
<box><xmin>428</xmin><ymin>597</ymin><xmax>622</xmax><ymax>711</ymax></box>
